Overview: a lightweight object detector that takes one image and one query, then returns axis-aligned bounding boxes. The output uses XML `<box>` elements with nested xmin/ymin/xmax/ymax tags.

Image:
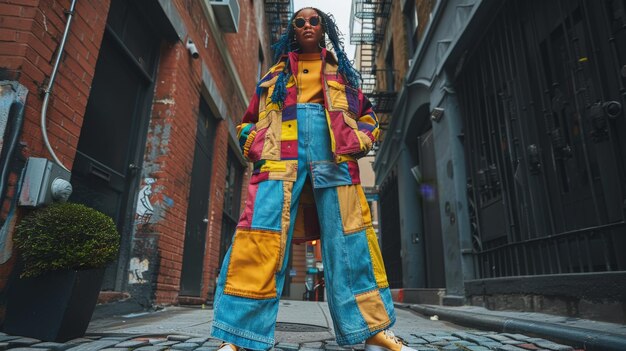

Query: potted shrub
<box><xmin>3</xmin><ymin>202</ymin><xmax>119</xmax><ymax>342</ymax></box>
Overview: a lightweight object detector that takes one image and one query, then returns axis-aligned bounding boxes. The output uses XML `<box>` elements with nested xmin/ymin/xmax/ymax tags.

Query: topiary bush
<box><xmin>14</xmin><ymin>202</ymin><xmax>120</xmax><ymax>278</ymax></box>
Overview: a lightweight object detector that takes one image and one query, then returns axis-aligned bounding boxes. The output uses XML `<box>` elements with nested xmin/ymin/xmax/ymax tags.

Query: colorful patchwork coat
<box><xmin>236</xmin><ymin>48</ymin><xmax>380</xmax><ymax>242</ymax></box>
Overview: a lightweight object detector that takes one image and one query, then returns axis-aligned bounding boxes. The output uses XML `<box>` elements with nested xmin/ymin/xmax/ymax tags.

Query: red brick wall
<box><xmin>0</xmin><ymin>0</ymin><xmax>271</xmax><ymax>309</ymax></box>
<box><xmin>0</xmin><ymin>0</ymin><xmax>110</xmax><ymax>319</ymax></box>
<box><xmin>138</xmin><ymin>0</ymin><xmax>269</xmax><ymax>304</ymax></box>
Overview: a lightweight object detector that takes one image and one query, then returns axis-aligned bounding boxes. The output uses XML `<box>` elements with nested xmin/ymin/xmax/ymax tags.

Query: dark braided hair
<box><xmin>269</xmin><ymin>7</ymin><xmax>361</xmax><ymax>107</ymax></box>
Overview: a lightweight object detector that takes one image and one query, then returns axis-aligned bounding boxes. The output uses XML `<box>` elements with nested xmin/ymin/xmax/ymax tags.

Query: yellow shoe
<box><xmin>364</xmin><ymin>330</ymin><xmax>415</xmax><ymax>351</ymax></box>
<box><xmin>217</xmin><ymin>343</ymin><xmax>240</xmax><ymax>351</ymax></box>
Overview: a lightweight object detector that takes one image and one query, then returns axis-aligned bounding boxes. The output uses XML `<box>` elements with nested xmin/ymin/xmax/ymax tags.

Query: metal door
<box><xmin>418</xmin><ymin>130</ymin><xmax>445</xmax><ymax>288</ymax></box>
<box><xmin>70</xmin><ymin>0</ymin><xmax>160</xmax><ymax>290</ymax></box>
<box><xmin>529</xmin><ymin>0</ymin><xmax>625</xmax><ymax>231</ymax></box>
<box><xmin>460</xmin><ymin>0</ymin><xmax>626</xmax><ymax>278</ymax></box>
<box><xmin>180</xmin><ymin>100</ymin><xmax>217</xmax><ymax>296</ymax></box>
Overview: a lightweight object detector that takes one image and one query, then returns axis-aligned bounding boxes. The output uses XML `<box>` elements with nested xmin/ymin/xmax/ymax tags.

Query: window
<box><xmin>257</xmin><ymin>46</ymin><xmax>264</xmax><ymax>81</ymax></box>
<box><xmin>404</xmin><ymin>0</ymin><xmax>419</xmax><ymax>54</ymax></box>
<box><xmin>385</xmin><ymin>43</ymin><xmax>395</xmax><ymax>91</ymax></box>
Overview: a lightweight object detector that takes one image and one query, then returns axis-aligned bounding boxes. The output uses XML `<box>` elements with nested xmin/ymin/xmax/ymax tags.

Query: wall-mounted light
<box><xmin>430</xmin><ymin>107</ymin><xmax>444</xmax><ymax>123</ymax></box>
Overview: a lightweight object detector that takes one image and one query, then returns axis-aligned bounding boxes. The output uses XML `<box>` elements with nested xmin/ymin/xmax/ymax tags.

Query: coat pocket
<box><xmin>310</xmin><ymin>161</ymin><xmax>353</xmax><ymax>188</ymax></box>
<box><xmin>327</xmin><ymin>80</ymin><xmax>359</xmax><ymax>114</ymax></box>
<box><xmin>246</xmin><ymin>122</ymin><xmax>267</xmax><ymax>163</ymax></box>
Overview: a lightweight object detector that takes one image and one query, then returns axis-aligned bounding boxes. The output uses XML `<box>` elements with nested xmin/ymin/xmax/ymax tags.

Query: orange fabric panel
<box><xmin>337</xmin><ymin>185</ymin><xmax>372</xmax><ymax>234</ymax></box>
<box><xmin>355</xmin><ymin>289</ymin><xmax>391</xmax><ymax>332</ymax></box>
<box><xmin>225</xmin><ymin>228</ymin><xmax>281</xmax><ymax>299</ymax></box>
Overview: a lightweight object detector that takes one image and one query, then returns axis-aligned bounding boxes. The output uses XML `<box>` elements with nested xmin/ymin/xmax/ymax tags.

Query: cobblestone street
<box><xmin>0</xmin><ymin>301</ymin><xmax>591</xmax><ymax>351</ymax></box>
<box><xmin>0</xmin><ymin>330</ymin><xmax>581</xmax><ymax>351</ymax></box>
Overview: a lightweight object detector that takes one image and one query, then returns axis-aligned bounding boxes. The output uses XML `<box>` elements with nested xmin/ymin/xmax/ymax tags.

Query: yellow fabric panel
<box><xmin>225</xmin><ymin>229</ymin><xmax>281</xmax><ymax>299</ymax></box>
<box><xmin>359</xmin><ymin>114</ymin><xmax>376</xmax><ymax>125</ymax></box>
<box><xmin>268</xmin><ymin>160</ymin><xmax>298</xmax><ymax>182</ymax></box>
<box><xmin>336</xmin><ymin>154</ymin><xmax>356</xmax><ymax>163</ymax></box>
<box><xmin>326</xmin><ymin>80</ymin><xmax>349</xmax><ymax>111</ymax></box>
<box><xmin>260</xmin><ymin>160</ymin><xmax>286</xmax><ymax>172</ymax></box>
<box><xmin>278</xmin><ymin>182</ymin><xmax>293</xmax><ymax>271</ymax></box>
<box><xmin>355</xmin><ymin>289</ymin><xmax>391</xmax><ymax>331</ymax></box>
<box><xmin>336</xmin><ymin>185</ymin><xmax>365</xmax><ymax>234</ymax></box>
<box><xmin>325</xmin><ymin>110</ymin><xmax>336</xmax><ymax>154</ymax></box>
<box><xmin>281</xmin><ymin>120</ymin><xmax>298</xmax><ymax>140</ymax></box>
<box><xmin>297</xmin><ymin>53</ymin><xmax>324</xmax><ymax>104</ymax></box>
<box><xmin>261</xmin><ymin>111</ymin><xmax>281</xmax><ymax>160</ymax></box>
<box><xmin>366</xmin><ymin>227</ymin><xmax>389</xmax><ymax>288</ymax></box>
<box><xmin>357</xmin><ymin>185</ymin><xmax>372</xmax><ymax>226</ymax></box>
<box><xmin>357</xmin><ymin>130</ymin><xmax>373</xmax><ymax>151</ymax></box>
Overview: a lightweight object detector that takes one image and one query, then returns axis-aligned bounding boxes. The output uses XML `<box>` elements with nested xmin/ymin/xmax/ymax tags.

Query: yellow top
<box><xmin>296</xmin><ymin>53</ymin><xmax>324</xmax><ymax>104</ymax></box>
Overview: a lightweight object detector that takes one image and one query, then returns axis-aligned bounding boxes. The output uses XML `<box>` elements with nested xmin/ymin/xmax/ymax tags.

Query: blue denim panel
<box><xmin>344</xmin><ymin>230</ymin><xmax>378</xmax><ymax>295</ymax></box>
<box><xmin>314</xmin><ymin>186</ymin><xmax>369</xmax><ymax>342</ymax></box>
<box><xmin>212</xmin><ymin>248</ymin><xmax>278</xmax><ymax>350</ymax></box>
<box><xmin>251</xmin><ymin>180</ymin><xmax>284</xmax><ymax>231</ymax></box>
<box><xmin>212</xmin><ymin>295</ymin><xmax>278</xmax><ymax>350</ymax></box>
<box><xmin>311</xmin><ymin>161</ymin><xmax>352</xmax><ymax>188</ymax></box>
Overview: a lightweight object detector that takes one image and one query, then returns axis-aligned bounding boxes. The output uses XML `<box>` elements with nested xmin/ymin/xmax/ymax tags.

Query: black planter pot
<box><xmin>3</xmin><ymin>268</ymin><xmax>105</xmax><ymax>342</ymax></box>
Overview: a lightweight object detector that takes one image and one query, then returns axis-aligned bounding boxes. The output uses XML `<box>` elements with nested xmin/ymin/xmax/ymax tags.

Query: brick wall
<box><xmin>0</xmin><ymin>0</ymin><xmax>110</xmax><ymax>320</ymax></box>
<box><xmin>0</xmin><ymin>0</ymin><xmax>271</xmax><ymax>312</ymax></box>
<box><xmin>134</xmin><ymin>0</ymin><xmax>268</xmax><ymax>305</ymax></box>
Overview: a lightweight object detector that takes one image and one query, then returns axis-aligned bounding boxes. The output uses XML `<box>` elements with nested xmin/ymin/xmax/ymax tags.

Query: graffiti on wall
<box><xmin>136</xmin><ymin>177</ymin><xmax>156</xmax><ymax>224</ymax></box>
<box><xmin>128</xmin><ymin>257</ymin><xmax>150</xmax><ymax>284</ymax></box>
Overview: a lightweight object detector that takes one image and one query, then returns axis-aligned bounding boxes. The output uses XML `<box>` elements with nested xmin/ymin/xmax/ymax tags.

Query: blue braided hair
<box><xmin>269</xmin><ymin>7</ymin><xmax>362</xmax><ymax>107</ymax></box>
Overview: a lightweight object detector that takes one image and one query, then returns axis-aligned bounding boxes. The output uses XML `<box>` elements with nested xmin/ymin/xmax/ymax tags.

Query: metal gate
<box><xmin>459</xmin><ymin>0</ymin><xmax>626</xmax><ymax>278</ymax></box>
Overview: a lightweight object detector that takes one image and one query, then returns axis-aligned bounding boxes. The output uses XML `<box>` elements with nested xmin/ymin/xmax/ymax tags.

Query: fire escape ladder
<box><xmin>264</xmin><ymin>0</ymin><xmax>293</xmax><ymax>59</ymax></box>
<box><xmin>350</xmin><ymin>0</ymin><xmax>396</xmax><ymax>136</ymax></box>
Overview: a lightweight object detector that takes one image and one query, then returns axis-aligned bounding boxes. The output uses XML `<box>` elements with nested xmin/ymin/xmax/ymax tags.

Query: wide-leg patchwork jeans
<box><xmin>211</xmin><ymin>103</ymin><xmax>395</xmax><ymax>350</ymax></box>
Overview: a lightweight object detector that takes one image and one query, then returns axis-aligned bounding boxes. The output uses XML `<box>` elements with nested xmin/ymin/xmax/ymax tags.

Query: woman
<box><xmin>212</xmin><ymin>8</ymin><xmax>414</xmax><ymax>351</ymax></box>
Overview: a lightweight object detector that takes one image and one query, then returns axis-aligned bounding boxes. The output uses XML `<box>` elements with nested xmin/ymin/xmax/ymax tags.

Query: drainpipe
<box><xmin>40</xmin><ymin>0</ymin><xmax>78</xmax><ymax>173</ymax></box>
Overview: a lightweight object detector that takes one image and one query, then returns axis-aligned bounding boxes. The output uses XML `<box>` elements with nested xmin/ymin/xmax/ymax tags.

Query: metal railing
<box><xmin>264</xmin><ymin>0</ymin><xmax>293</xmax><ymax>56</ymax></box>
<box><xmin>474</xmin><ymin>222</ymin><xmax>625</xmax><ymax>278</ymax></box>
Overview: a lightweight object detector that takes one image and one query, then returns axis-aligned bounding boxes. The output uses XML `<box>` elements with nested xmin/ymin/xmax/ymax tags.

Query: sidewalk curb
<box><xmin>396</xmin><ymin>303</ymin><xmax>626</xmax><ymax>351</ymax></box>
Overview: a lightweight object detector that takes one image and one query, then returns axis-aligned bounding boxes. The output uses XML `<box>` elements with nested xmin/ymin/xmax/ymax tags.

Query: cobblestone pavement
<box><xmin>0</xmin><ymin>301</ymin><xmax>587</xmax><ymax>351</ymax></box>
<box><xmin>0</xmin><ymin>330</ymin><xmax>575</xmax><ymax>351</ymax></box>
<box><xmin>0</xmin><ymin>329</ymin><xmax>582</xmax><ymax>351</ymax></box>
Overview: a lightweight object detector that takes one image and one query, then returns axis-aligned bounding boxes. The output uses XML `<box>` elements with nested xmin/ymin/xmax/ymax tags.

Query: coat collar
<box><xmin>280</xmin><ymin>48</ymin><xmax>338</xmax><ymax>66</ymax></box>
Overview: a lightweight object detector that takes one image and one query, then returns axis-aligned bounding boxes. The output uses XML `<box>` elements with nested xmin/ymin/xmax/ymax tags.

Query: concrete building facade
<box><xmin>355</xmin><ymin>0</ymin><xmax>626</xmax><ymax>322</ymax></box>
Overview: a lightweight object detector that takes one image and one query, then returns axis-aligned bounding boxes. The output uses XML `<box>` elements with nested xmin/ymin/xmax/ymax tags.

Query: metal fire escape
<box><xmin>264</xmin><ymin>0</ymin><xmax>293</xmax><ymax>57</ymax></box>
<box><xmin>350</xmin><ymin>0</ymin><xmax>394</xmax><ymax>134</ymax></box>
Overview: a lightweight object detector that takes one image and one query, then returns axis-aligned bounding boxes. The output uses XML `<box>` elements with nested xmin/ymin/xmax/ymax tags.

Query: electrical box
<box><xmin>19</xmin><ymin>157</ymin><xmax>72</xmax><ymax>207</ymax></box>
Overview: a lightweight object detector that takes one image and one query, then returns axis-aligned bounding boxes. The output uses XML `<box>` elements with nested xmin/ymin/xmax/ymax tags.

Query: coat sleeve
<box><xmin>353</xmin><ymin>91</ymin><xmax>380</xmax><ymax>157</ymax></box>
<box><xmin>236</xmin><ymin>62</ymin><xmax>285</xmax><ymax>160</ymax></box>
<box><xmin>236</xmin><ymin>92</ymin><xmax>260</xmax><ymax>160</ymax></box>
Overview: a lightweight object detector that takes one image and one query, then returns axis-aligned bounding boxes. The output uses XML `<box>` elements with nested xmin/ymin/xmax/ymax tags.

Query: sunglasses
<box><xmin>293</xmin><ymin>16</ymin><xmax>321</xmax><ymax>29</ymax></box>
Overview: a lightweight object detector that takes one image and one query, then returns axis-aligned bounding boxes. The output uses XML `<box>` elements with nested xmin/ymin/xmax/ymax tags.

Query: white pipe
<box><xmin>41</xmin><ymin>0</ymin><xmax>78</xmax><ymax>173</ymax></box>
